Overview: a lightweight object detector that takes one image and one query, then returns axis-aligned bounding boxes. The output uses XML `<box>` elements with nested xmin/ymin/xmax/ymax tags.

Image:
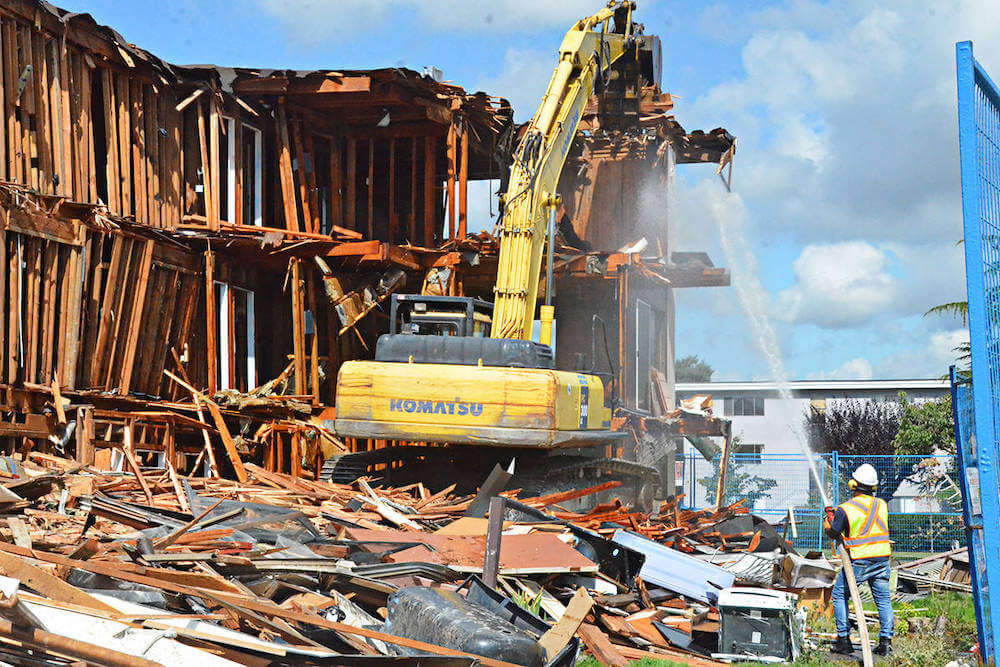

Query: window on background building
<box><xmin>734</xmin><ymin>442</ymin><xmax>764</xmax><ymax>464</ymax></box>
<box><xmin>218</xmin><ymin>116</ymin><xmax>235</xmax><ymax>223</ymax></box>
<box><xmin>727</xmin><ymin>396</ymin><xmax>765</xmax><ymax>416</ymax></box>
<box><xmin>635</xmin><ymin>299</ymin><xmax>653</xmax><ymax>411</ymax></box>
<box><xmin>214</xmin><ymin>282</ymin><xmax>256</xmax><ymax>392</ymax></box>
<box><xmin>241</xmin><ymin>125</ymin><xmax>263</xmax><ymax>226</ymax></box>
<box><xmin>218</xmin><ymin>118</ymin><xmax>263</xmax><ymax>226</ymax></box>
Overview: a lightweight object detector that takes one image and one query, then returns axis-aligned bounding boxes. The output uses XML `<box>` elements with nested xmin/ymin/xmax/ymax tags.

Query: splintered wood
<box><xmin>0</xmin><ymin>449</ymin><xmax>747</xmax><ymax>666</ymax></box>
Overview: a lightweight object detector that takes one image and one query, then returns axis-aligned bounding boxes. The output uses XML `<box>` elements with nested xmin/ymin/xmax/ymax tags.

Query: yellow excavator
<box><xmin>330</xmin><ymin>2</ymin><xmax>660</xmax><ymax>506</ymax></box>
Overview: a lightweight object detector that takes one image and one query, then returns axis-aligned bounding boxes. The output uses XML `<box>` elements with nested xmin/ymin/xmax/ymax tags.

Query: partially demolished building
<box><xmin>0</xmin><ymin>1</ymin><xmax>733</xmax><ymax>493</ymax></box>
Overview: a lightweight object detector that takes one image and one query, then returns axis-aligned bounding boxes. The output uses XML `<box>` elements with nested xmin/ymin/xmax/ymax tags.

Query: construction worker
<box><xmin>823</xmin><ymin>463</ymin><xmax>894</xmax><ymax>657</ymax></box>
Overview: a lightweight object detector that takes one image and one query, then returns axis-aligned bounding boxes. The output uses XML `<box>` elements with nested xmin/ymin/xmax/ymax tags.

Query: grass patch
<box><xmin>577</xmin><ymin>593</ymin><xmax>976</xmax><ymax>666</ymax></box>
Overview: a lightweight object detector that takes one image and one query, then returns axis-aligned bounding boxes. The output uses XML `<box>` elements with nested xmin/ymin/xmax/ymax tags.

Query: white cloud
<box><xmin>472</xmin><ymin>47</ymin><xmax>555</xmax><ymax>122</ymax></box>
<box><xmin>685</xmin><ymin>0</ymin><xmax>1000</xmax><ymax>253</ymax></box>
<box><xmin>875</xmin><ymin>328</ymin><xmax>968</xmax><ymax>378</ymax></box>
<box><xmin>253</xmin><ymin>0</ymin><xmax>598</xmax><ymax>46</ymax></box>
<box><xmin>776</xmin><ymin>242</ymin><xmax>900</xmax><ymax>329</ymax></box>
<box><xmin>828</xmin><ymin>358</ymin><xmax>875</xmax><ymax>380</ymax></box>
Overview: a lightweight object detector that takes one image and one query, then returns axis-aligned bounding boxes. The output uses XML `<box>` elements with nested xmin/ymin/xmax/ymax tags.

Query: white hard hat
<box><xmin>852</xmin><ymin>464</ymin><xmax>879</xmax><ymax>487</ymax></box>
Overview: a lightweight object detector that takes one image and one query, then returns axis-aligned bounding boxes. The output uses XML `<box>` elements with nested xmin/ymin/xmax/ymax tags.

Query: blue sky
<box><xmin>60</xmin><ymin>0</ymin><xmax>996</xmax><ymax>381</ymax></box>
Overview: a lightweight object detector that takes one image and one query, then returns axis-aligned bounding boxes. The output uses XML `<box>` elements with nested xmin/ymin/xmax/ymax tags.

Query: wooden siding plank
<box><xmin>204</xmin><ymin>249</ymin><xmax>216</xmax><ymax>394</ymax></box>
<box><xmin>130</xmin><ymin>79</ymin><xmax>147</xmax><ymax>225</ymax></box>
<box><xmin>291</xmin><ymin>116</ymin><xmax>312</xmax><ymax>232</ymax></box>
<box><xmin>117</xmin><ymin>239</ymin><xmax>153</xmax><ymax>394</ymax></box>
<box><xmin>6</xmin><ymin>231</ymin><xmax>20</xmax><ymax>383</ymax></box>
<box><xmin>274</xmin><ymin>100</ymin><xmax>298</xmax><ymax>232</ymax></box>
<box><xmin>115</xmin><ymin>72</ymin><xmax>131</xmax><ymax>217</ymax></box>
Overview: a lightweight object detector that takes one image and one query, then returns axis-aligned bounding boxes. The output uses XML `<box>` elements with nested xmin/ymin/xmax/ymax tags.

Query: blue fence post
<box><xmin>832</xmin><ymin>450</ymin><xmax>840</xmax><ymax>508</ymax></box>
<box><xmin>952</xmin><ymin>370</ymin><xmax>992</xmax><ymax>657</ymax></box>
<box><xmin>955</xmin><ymin>38</ymin><xmax>1000</xmax><ymax>663</ymax></box>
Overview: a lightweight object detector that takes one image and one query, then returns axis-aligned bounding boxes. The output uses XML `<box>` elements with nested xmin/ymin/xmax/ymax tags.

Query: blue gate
<box><xmin>955</xmin><ymin>39</ymin><xmax>1000</xmax><ymax>663</ymax></box>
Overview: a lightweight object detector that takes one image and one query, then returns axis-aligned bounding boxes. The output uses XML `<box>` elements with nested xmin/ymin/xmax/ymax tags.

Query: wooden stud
<box><xmin>409</xmin><ymin>137</ymin><xmax>417</xmax><ymax>243</ymax></box>
<box><xmin>3</xmin><ymin>21</ymin><xmax>20</xmax><ymax>182</ymax></box>
<box><xmin>367</xmin><ymin>139</ymin><xmax>374</xmax><ymax>239</ymax></box>
<box><xmin>459</xmin><ymin>121</ymin><xmax>469</xmax><ymax>239</ymax></box>
<box><xmin>6</xmin><ymin>232</ymin><xmax>20</xmax><ymax>383</ymax></box>
<box><xmin>118</xmin><ymin>239</ymin><xmax>154</xmax><ymax>394</ymax></box>
<box><xmin>329</xmin><ymin>135</ymin><xmax>342</xmax><ymax>230</ymax></box>
<box><xmin>101</xmin><ymin>238</ymin><xmax>136</xmax><ymax>390</ymax></box>
<box><xmin>446</xmin><ymin>121</ymin><xmax>456</xmax><ymax>240</ymax></box>
<box><xmin>275</xmin><ymin>99</ymin><xmax>299</xmax><ymax>232</ymax></box>
<box><xmin>169</xmin><ymin>275</ymin><xmax>200</xmax><ymax>398</ymax></box>
<box><xmin>163</xmin><ymin>370</ymin><xmax>248</xmax><ymax>483</ymax></box>
<box><xmin>122</xmin><ymin>421</ymin><xmax>154</xmax><ymax>505</ymax></box>
<box><xmin>21</xmin><ymin>26</ymin><xmax>38</xmax><ymax>191</ymax></box>
<box><xmin>345</xmin><ymin>137</ymin><xmax>356</xmax><ymax>231</ymax></box>
<box><xmin>0</xmin><ymin>20</ymin><xmax>7</xmax><ymax>181</ymax></box>
<box><xmin>100</xmin><ymin>69</ymin><xmax>120</xmax><ymax>212</ymax></box>
<box><xmin>23</xmin><ymin>236</ymin><xmax>41</xmax><ymax>383</ymax></box>
<box><xmin>82</xmin><ymin>58</ymin><xmax>96</xmax><ymax>203</ymax></box>
<box><xmin>205</xmin><ymin>248</ymin><xmax>217</xmax><ymax>395</ymax></box>
<box><xmin>141</xmin><ymin>269</ymin><xmax>180</xmax><ymax>394</ymax></box>
<box><xmin>115</xmin><ymin>73</ymin><xmax>132</xmax><ymax>216</ymax></box>
<box><xmin>38</xmin><ymin>241</ymin><xmax>58</xmax><ymax>382</ymax></box>
<box><xmin>89</xmin><ymin>233</ymin><xmax>124</xmax><ymax>388</ymax></box>
<box><xmin>132</xmin><ymin>80</ymin><xmax>149</xmax><ymax>225</ymax></box>
<box><xmin>306</xmin><ymin>268</ymin><xmax>319</xmax><ymax>404</ymax></box>
<box><xmin>290</xmin><ymin>116</ymin><xmax>312</xmax><ymax>232</ymax></box>
<box><xmin>80</xmin><ymin>233</ymin><xmax>105</xmax><ymax>386</ymax></box>
<box><xmin>75</xmin><ymin>406</ymin><xmax>94</xmax><ymax>466</ymax></box>
<box><xmin>32</xmin><ymin>34</ymin><xmax>52</xmax><ymax>194</ymax></box>
<box><xmin>232</xmin><ymin>116</ymin><xmax>243</xmax><ymax>226</ymax></box>
<box><xmin>388</xmin><ymin>137</ymin><xmax>396</xmax><ymax>243</ymax></box>
<box><xmin>196</xmin><ymin>99</ymin><xmax>213</xmax><ymax>227</ymax></box>
<box><xmin>145</xmin><ymin>84</ymin><xmax>161</xmax><ymax>227</ymax></box>
<box><xmin>302</xmin><ymin>123</ymin><xmax>320</xmax><ymax>233</ymax></box>
<box><xmin>208</xmin><ymin>94</ymin><xmax>220</xmax><ymax>227</ymax></box>
<box><xmin>166</xmin><ymin>92</ymin><xmax>182</xmax><ymax>228</ymax></box>
<box><xmin>61</xmin><ymin>245</ymin><xmax>84</xmax><ymax>388</ymax></box>
<box><xmin>56</xmin><ymin>40</ymin><xmax>72</xmax><ymax>198</ymax></box>
<box><xmin>423</xmin><ymin>136</ymin><xmax>435</xmax><ymax>246</ymax></box>
<box><xmin>290</xmin><ymin>259</ymin><xmax>306</xmax><ymax>396</ymax></box>
<box><xmin>0</xmin><ymin>229</ymin><xmax>5</xmax><ymax>382</ymax></box>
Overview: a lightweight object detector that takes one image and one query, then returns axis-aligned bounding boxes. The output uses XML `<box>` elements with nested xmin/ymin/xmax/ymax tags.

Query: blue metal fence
<box><xmin>680</xmin><ymin>452</ymin><xmax>965</xmax><ymax>553</ymax></box>
<box><xmin>954</xmin><ymin>38</ymin><xmax>1000</xmax><ymax>663</ymax></box>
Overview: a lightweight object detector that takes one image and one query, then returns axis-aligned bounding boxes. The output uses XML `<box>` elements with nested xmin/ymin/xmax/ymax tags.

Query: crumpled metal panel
<box><xmin>612</xmin><ymin>529</ymin><xmax>735</xmax><ymax>604</ymax></box>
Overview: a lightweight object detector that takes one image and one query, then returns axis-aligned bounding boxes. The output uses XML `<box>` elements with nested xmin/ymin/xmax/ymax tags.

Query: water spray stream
<box><xmin>710</xmin><ymin>190</ymin><xmax>831</xmax><ymax>508</ymax></box>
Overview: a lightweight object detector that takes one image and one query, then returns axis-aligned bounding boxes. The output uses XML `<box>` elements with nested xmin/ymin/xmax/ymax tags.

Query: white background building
<box><xmin>674</xmin><ymin>379</ymin><xmax>950</xmax><ymax>510</ymax></box>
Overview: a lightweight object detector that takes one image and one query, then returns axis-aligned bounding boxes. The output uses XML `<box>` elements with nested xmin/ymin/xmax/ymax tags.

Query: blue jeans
<box><xmin>833</xmin><ymin>558</ymin><xmax>894</xmax><ymax>640</ymax></box>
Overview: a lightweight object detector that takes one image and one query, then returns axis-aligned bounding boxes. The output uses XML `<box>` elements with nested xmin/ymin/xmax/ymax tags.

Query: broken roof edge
<box><xmin>15</xmin><ymin>1</ymin><xmax>513</xmax><ymax>134</ymax></box>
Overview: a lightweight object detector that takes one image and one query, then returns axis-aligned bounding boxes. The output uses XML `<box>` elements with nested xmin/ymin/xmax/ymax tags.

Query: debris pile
<box><xmin>0</xmin><ymin>450</ymin><xmax>841</xmax><ymax>666</ymax></box>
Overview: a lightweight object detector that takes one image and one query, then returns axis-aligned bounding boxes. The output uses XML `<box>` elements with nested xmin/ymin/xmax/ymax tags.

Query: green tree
<box><xmin>698</xmin><ymin>438</ymin><xmax>777</xmax><ymax>509</ymax></box>
<box><xmin>892</xmin><ymin>392</ymin><xmax>955</xmax><ymax>455</ymax></box>
<box><xmin>925</xmin><ymin>300</ymin><xmax>970</xmax><ymax>377</ymax></box>
<box><xmin>808</xmin><ymin>398</ymin><xmax>903</xmax><ymax>456</ymax></box>
<box><xmin>675</xmin><ymin>355</ymin><xmax>714</xmax><ymax>382</ymax></box>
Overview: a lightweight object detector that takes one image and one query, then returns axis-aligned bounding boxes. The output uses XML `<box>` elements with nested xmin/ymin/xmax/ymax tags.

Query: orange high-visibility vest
<box><xmin>837</xmin><ymin>494</ymin><xmax>891</xmax><ymax>559</ymax></box>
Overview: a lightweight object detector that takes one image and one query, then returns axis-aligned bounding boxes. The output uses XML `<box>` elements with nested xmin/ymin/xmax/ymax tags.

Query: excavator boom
<box><xmin>492</xmin><ymin>4</ymin><xmax>634</xmax><ymax>340</ymax></box>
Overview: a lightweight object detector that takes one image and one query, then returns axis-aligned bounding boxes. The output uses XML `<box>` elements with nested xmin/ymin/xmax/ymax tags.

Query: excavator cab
<box><xmin>389</xmin><ymin>295</ymin><xmax>493</xmax><ymax>338</ymax></box>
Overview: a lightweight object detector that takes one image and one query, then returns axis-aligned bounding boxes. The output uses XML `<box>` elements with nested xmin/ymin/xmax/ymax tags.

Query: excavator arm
<box><xmin>492</xmin><ymin>2</ymin><xmax>637</xmax><ymax>340</ymax></box>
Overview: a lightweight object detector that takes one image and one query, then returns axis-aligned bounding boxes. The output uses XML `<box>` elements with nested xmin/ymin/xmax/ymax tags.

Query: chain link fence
<box><xmin>679</xmin><ymin>451</ymin><xmax>965</xmax><ymax>553</ymax></box>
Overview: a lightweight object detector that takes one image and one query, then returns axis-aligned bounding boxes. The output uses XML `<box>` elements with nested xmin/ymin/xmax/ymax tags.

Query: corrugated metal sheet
<box><xmin>612</xmin><ymin>529</ymin><xmax>735</xmax><ymax>604</ymax></box>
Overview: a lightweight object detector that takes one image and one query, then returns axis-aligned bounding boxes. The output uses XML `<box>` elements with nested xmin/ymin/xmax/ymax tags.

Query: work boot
<box><xmin>831</xmin><ymin>635</ymin><xmax>854</xmax><ymax>654</ymax></box>
<box><xmin>873</xmin><ymin>638</ymin><xmax>892</xmax><ymax>656</ymax></box>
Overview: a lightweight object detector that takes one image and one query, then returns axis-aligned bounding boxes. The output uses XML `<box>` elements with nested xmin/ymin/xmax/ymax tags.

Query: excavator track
<box><xmin>320</xmin><ymin>447</ymin><xmax>660</xmax><ymax>511</ymax></box>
